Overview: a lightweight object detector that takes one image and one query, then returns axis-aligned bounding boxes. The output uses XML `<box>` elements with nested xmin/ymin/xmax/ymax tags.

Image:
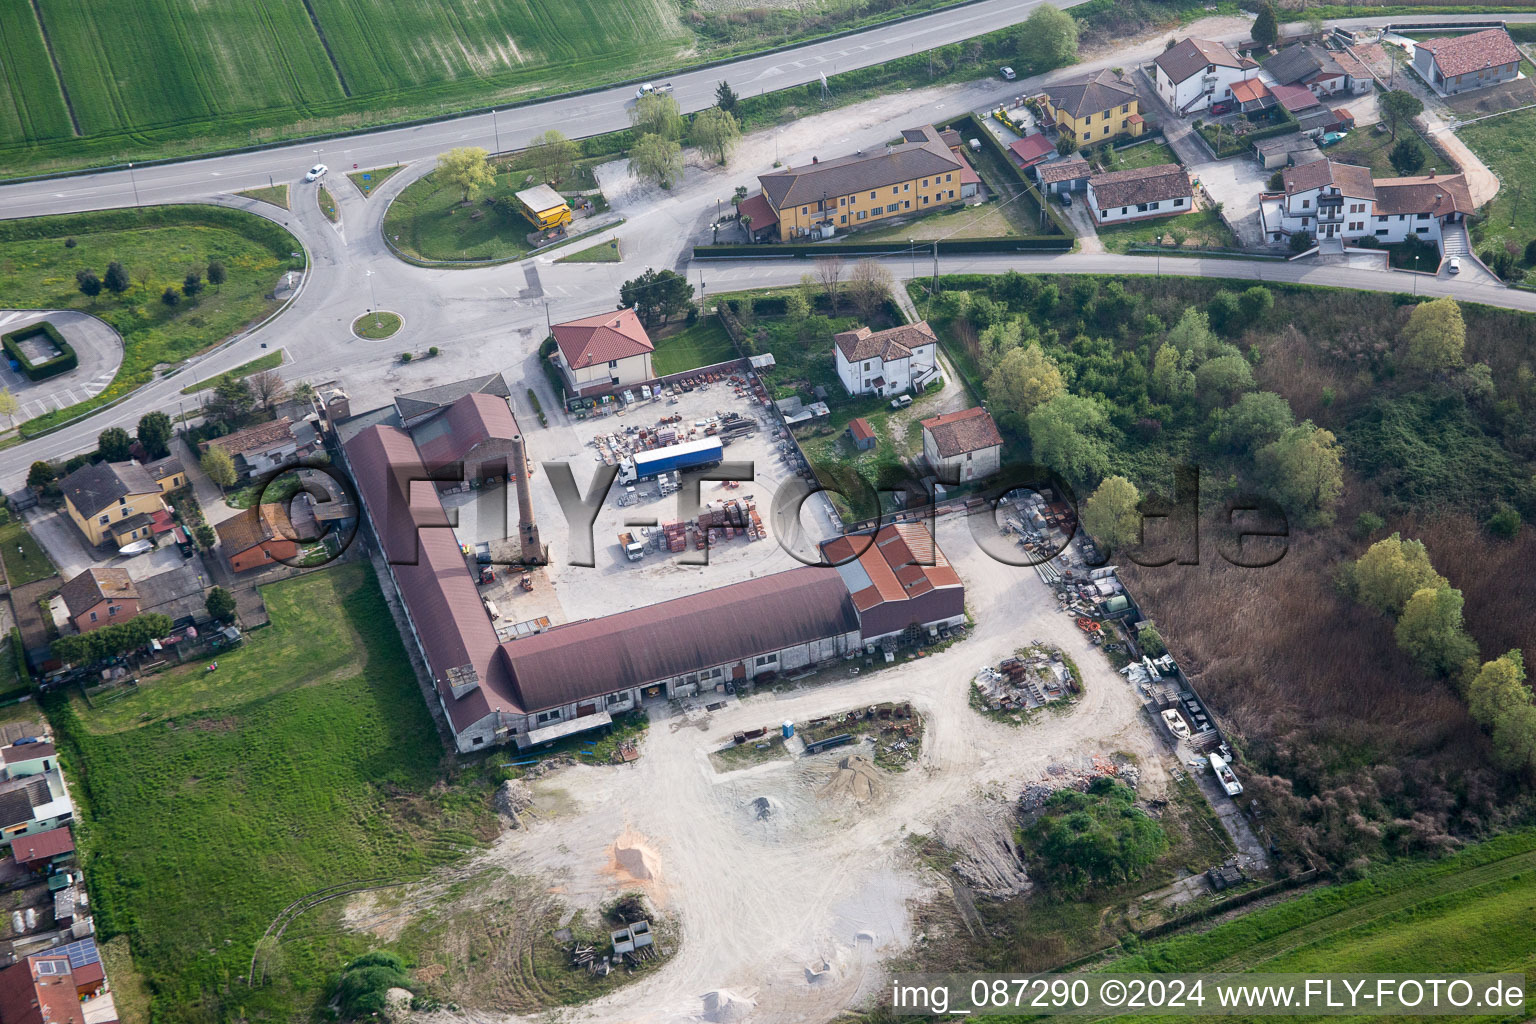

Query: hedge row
<box><xmin>9</xmin><ymin>627</ymin><xmax>31</xmax><ymax>690</ymax></box>
<box><xmin>0</xmin><ymin>205</ymin><xmax>302</xmax><ymax>263</ymax></box>
<box><xmin>1</xmin><ymin>321</ymin><xmax>78</xmax><ymax>381</ymax></box>
<box><xmin>694</xmin><ymin>236</ymin><xmax>1071</xmax><ymax>259</ymax></box>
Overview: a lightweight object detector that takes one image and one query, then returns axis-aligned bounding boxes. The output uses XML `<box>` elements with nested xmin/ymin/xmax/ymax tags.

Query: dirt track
<box><xmin>421</xmin><ymin>513</ymin><xmax>1172</xmax><ymax>1024</ymax></box>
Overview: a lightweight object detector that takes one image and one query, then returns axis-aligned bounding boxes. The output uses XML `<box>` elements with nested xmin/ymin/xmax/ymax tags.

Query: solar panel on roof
<box><xmin>51</xmin><ymin>936</ymin><xmax>101</xmax><ymax>968</ymax></box>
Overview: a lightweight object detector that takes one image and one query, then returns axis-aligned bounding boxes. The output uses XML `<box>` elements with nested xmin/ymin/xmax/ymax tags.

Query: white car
<box><xmin>1447</xmin><ymin>257</ymin><xmax>1461</xmax><ymax>274</ymax></box>
<box><xmin>305</xmin><ymin>163</ymin><xmax>328</xmax><ymax>182</ymax></box>
<box><xmin>1000</xmin><ymin>66</ymin><xmax>1017</xmax><ymax>81</ymax></box>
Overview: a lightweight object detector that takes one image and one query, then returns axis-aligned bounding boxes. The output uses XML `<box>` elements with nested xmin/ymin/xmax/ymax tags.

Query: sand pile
<box><xmin>818</xmin><ymin>755</ymin><xmax>882</xmax><ymax>803</ymax></box>
<box><xmin>612</xmin><ymin>828</ymin><xmax>663</xmax><ymax>882</ymax></box>
<box><xmin>701</xmin><ymin>988</ymin><xmax>757</xmax><ymax>1022</ymax></box>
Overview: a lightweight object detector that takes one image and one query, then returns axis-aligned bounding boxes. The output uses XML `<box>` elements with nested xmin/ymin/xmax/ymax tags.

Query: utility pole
<box><xmin>128</xmin><ymin>163</ymin><xmax>140</xmax><ymax>207</ymax></box>
<box><xmin>492</xmin><ymin>108</ymin><xmax>501</xmax><ymax>155</ymax></box>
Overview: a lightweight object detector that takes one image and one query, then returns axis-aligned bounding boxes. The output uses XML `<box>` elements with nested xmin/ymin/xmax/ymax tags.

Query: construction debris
<box><xmin>494</xmin><ymin>779</ymin><xmax>534</xmax><ymax>828</ymax></box>
<box><xmin>974</xmin><ymin>643</ymin><xmax>1075</xmax><ymax>712</ymax></box>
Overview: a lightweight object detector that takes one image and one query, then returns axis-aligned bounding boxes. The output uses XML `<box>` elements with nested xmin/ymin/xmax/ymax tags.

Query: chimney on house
<box><xmin>511</xmin><ymin>434</ymin><xmax>545</xmax><ymax>566</ymax></box>
<box><xmin>812</xmin><ymin>155</ymin><xmax>819</xmax><ymax>164</ymax></box>
<box><xmin>1428</xmin><ymin>168</ymin><xmax>1436</xmax><ymax>178</ymax></box>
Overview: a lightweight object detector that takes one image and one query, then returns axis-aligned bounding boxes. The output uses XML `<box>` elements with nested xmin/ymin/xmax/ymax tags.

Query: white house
<box><xmin>1259</xmin><ymin>159</ymin><xmax>1475</xmax><ymax>246</ymax></box>
<box><xmin>1153</xmin><ymin>37</ymin><xmax>1259</xmax><ymax>115</ymax></box>
<box><xmin>550</xmin><ymin>307</ymin><xmax>656</xmax><ymax>400</ymax></box>
<box><xmin>833</xmin><ymin>322</ymin><xmax>938</xmax><ymax>397</ymax></box>
<box><xmin>921</xmin><ymin>407</ymin><xmax>1003</xmax><ymax>482</ymax></box>
<box><xmin>1412</xmin><ymin>28</ymin><xmax>1522</xmax><ymax>96</ymax></box>
<box><xmin>1087</xmin><ymin>164</ymin><xmax>1194</xmax><ymax>226</ymax></box>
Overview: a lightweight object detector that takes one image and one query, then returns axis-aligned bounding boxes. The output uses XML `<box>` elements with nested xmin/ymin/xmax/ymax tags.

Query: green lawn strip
<box><xmin>0</xmin><ymin>207</ymin><xmax>302</xmax><ymax>437</ymax></box>
<box><xmin>346</xmin><ymin>165</ymin><xmax>403</xmax><ymax>198</ymax></box>
<box><xmin>0</xmin><ymin>517</ymin><xmax>56</xmax><ymax>586</ymax></box>
<box><xmin>1096</xmin><ymin>208</ymin><xmax>1236</xmax><ymax>254</ymax></box>
<box><xmin>650</xmin><ymin>318</ymin><xmax>738</xmax><ymax>375</ymax></box>
<box><xmin>317</xmin><ymin>185</ymin><xmax>338</xmax><ymax>223</ymax></box>
<box><xmin>222</xmin><ymin>469</ymin><xmax>304</xmax><ymax>512</ymax></box>
<box><xmin>236</xmin><ymin>184</ymin><xmax>290</xmax><ymax>210</ymax></box>
<box><xmin>178</xmin><ymin>351</ymin><xmax>283</xmax><ymax>394</ymax></box>
<box><xmin>53</xmin><ymin>563</ymin><xmax>500</xmax><ymax>1021</ymax></box>
<box><xmin>384</xmin><ymin>166</ymin><xmax>537</xmax><ymax>263</ymax></box>
<box><xmin>1460</xmin><ymin>106</ymin><xmax>1536</xmax><ymax>274</ymax></box>
<box><xmin>852</xmin><ymin>199</ymin><xmax>1027</xmax><ymax>243</ymax></box>
<box><xmin>555</xmin><ymin>238</ymin><xmax>621</xmax><ymax>263</ymax></box>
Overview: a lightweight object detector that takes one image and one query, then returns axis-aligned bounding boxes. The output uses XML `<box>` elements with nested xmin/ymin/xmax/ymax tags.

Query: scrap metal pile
<box><xmin>974</xmin><ymin>643</ymin><xmax>1076</xmax><ymax>712</ymax></box>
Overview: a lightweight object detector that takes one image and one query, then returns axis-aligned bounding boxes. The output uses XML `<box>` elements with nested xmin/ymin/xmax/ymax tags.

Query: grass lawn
<box><xmin>0</xmin><ymin>518</ymin><xmax>55</xmax><ymax>586</ymax></box>
<box><xmin>384</xmin><ymin>167</ymin><xmax>540</xmax><ymax>264</ymax></box>
<box><xmin>1461</xmin><ymin>105</ymin><xmax>1536</xmax><ymax>275</ymax></box>
<box><xmin>855</xmin><ymin>199</ymin><xmax>1029</xmax><ymax>242</ymax></box>
<box><xmin>1102</xmin><ymin>139</ymin><xmax>1179</xmax><ymax>172</ymax></box>
<box><xmin>353</xmin><ymin>310</ymin><xmax>403</xmax><ymax>339</ymax></box>
<box><xmin>346</xmin><ymin>165</ymin><xmax>403</xmax><ymax>197</ymax></box>
<box><xmin>1097</xmin><ymin>207</ymin><xmax>1237</xmax><ymax>253</ymax></box>
<box><xmin>0</xmin><ymin>207</ymin><xmax>301</xmax><ymax>436</ymax></box>
<box><xmin>650</xmin><ymin>318</ymin><xmax>738</xmax><ymax>375</ymax></box>
<box><xmin>178</xmin><ymin>351</ymin><xmax>283</xmax><ymax>394</ymax></box>
<box><xmin>317</xmin><ymin>185</ymin><xmax>337</xmax><ymax>223</ymax></box>
<box><xmin>235</xmin><ymin>184</ymin><xmax>289</xmax><ymax>210</ymax></box>
<box><xmin>556</xmin><ymin>238</ymin><xmax>621</xmax><ymax>263</ymax></box>
<box><xmin>223</xmin><ymin>469</ymin><xmax>304</xmax><ymax>511</ymax></box>
<box><xmin>53</xmin><ymin>562</ymin><xmax>500</xmax><ymax>1023</ymax></box>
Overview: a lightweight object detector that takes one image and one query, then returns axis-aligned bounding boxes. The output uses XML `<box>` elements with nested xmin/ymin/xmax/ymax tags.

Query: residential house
<box><xmin>743</xmin><ymin>125</ymin><xmax>966</xmax><ymax>241</ymax></box>
<box><xmin>1230</xmin><ymin>77</ymin><xmax>1276</xmax><ymax>115</ymax></box>
<box><xmin>1087</xmin><ymin>164</ymin><xmax>1194</xmax><ymax>225</ymax></box>
<box><xmin>1261</xmin><ymin>43</ymin><xmax>1371</xmax><ymax>98</ymax></box>
<box><xmin>847</xmin><ymin>418</ymin><xmax>877</xmax><ymax>451</ymax></box>
<box><xmin>821</xmin><ymin>523</ymin><xmax>966</xmax><ymax>644</ymax></box>
<box><xmin>409</xmin><ymin>391</ymin><xmax>522</xmax><ymax>484</ymax></box>
<box><xmin>2</xmin><ymin>743</ymin><xmax>57</xmax><ymax>779</ymax></box>
<box><xmin>1038</xmin><ymin>70</ymin><xmax>1144</xmax><ymax>148</ymax></box>
<box><xmin>201</xmin><ymin>418</ymin><xmax>299</xmax><ymax>481</ymax></box>
<box><xmin>1009</xmin><ymin>134</ymin><xmax>1056</xmax><ymax>172</ymax></box>
<box><xmin>10</xmin><ymin>826</ymin><xmax>72</xmax><ymax>870</ymax></box>
<box><xmin>0</xmin><ymin>767</ymin><xmax>73</xmax><ymax>847</ymax></box>
<box><xmin>833</xmin><ymin>322</ymin><xmax>938</xmax><ymax>397</ymax></box>
<box><xmin>1270</xmin><ymin>82</ymin><xmax>1322</xmax><ymax>116</ymax></box>
<box><xmin>215</xmin><ymin>502</ymin><xmax>301</xmax><ymax>573</ymax></box>
<box><xmin>1153</xmin><ymin>37</ymin><xmax>1259</xmax><ymax>115</ymax></box>
<box><xmin>550</xmin><ymin>307</ymin><xmax>656</xmax><ymax>400</ymax></box>
<box><xmin>1036</xmin><ymin>156</ymin><xmax>1091</xmax><ymax>195</ymax></box>
<box><xmin>1412</xmin><ymin>28</ymin><xmax>1521</xmax><ymax>95</ymax></box>
<box><xmin>60</xmin><ymin>460</ymin><xmax>171</xmax><ymax>548</ymax></box>
<box><xmin>58</xmin><ymin>568</ymin><xmax>138</xmax><ymax>633</ymax></box>
<box><xmin>0</xmin><ymin>940</ymin><xmax>113</xmax><ymax>1024</ymax></box>
<box><xmin>1259</xmin><ymin>158</ymin><xmax>1474</xmax><ymax>245</ymax></box>
<box><xmin>920</xmin><ymin>406</ymin><xmax>1004</xmax><ymax>482</ymax></box>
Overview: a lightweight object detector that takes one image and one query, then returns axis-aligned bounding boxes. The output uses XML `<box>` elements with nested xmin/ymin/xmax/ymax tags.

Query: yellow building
<box><xmin>743</xmin><ymin>125</ymin><xmax>967</xmax><ymax>242</ymax></box>
<box><xmin>1038</xmin><ymin>70</ymin><xmax>1144</xmax><ymax>149</ymax></box>
<box><xmin>60</xmin><ymin>456</ymin><xmax>183</xmax><ymax>548</ymax></box>
<box><xmin>513</xmin><ymin>184</ymin><xmax>572</xmax><ymax>231</ymax></box>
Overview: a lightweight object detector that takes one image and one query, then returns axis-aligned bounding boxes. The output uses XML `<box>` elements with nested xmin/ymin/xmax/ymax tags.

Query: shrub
<box><xmin>1</xmin><ymin>321</ymin><xmax>78</xmax><ymax>381</ymax></box>
<box><xmin>1353</xmin><ymin>511</ymin><xmax>1385</xmax><ymax>539</ymax></box>
<box><xmin>1020</xmin><ymin>777</ymin><xmax>1168</xmax><ymax>894</ymax></box>
<box><xmin>1487</xmin><ymin>502</ymin><xmax>1521</xmax><ymax>538</ymax></box>
<box><xmin>428</xmin><ymin>345</ymin><xmax>439</xmax><ymax>357</ymax></box>
<box><xmin>526</xmin><ymin>388</ymin><xmax>546</xmax><ymax>427</ymax></box>
<box><xmin>400</xmin><ymin>352</ymin><xmax>412</xmax><ymax>362</ymax></box>
<box><xmin>1525</xmin><ymin>238</ymin><xmax>1536</xmax><ymax>265</ymax></box>
<box><xmin>161</xmin><ymin>287</ymin><xmax>180</xmax><ymax>307</ymax></box>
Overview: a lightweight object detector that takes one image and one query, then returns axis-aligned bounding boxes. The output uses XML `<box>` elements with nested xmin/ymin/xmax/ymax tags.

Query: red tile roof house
<box><xmin>214</xmin><ymin>502</ymin><xmax>301</xmax><ymax>573</ymax></box>
<box><xmin>199</xmin><ymin>417</ymin><xmax>298</xmax><ymax>482</ymax></box>
<box><xmin>1086</xmin><ymin>164</ymin><xmax>1194</xmax><ymax>225</ymax></box>
<box><xmin>1412</xmin><ymin>28</ymin><xmax>1522</xmax><ymax>96</ymax></box>
<box><xmin>0</xmin><ymin>940</ymin><xmax>113</xmax><ymax>1024</ymax></box>
<box><xmin>920</xmin><ymin>406</ymin><xmax>1004</xmax><ymax>482</ymax></box>
<box><xmin>549</xmin><ymin>308</ymin><xmax>655</xmax><ymax>404</ymax></box>
<box><xmin>821</xmin><ymin>524</ymin><xmax>966</xmax><ymax>644</ymax></box>
<box><xmin>1009</xmin><ymin>134</ymin><xmax>1056</xmax><ymax>171</ymax></box>
<box><xmin>833</xmin><ymin>322</ymin><xmax>938</xmax><ymax>397</ymax></box>
<box><xmin>58</xmin><ymin>568</ymin><xmax>138</xmax><ymax>633</ymax></box>
<box><xmin>847</xmin><ymin>417</ymin><xmax>877</xmax><ymax>451</ymax></box>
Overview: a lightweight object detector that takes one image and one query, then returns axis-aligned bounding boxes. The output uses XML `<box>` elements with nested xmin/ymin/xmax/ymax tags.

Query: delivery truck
<box><xmin>617</xmin><ymin>532</ymin><xmax>645</xmax><ymax>561</ymax></box>
<box><xmin>617</xmin><ymin>437</ymin><xmax>724</xmax><ymax>484</ymax></box>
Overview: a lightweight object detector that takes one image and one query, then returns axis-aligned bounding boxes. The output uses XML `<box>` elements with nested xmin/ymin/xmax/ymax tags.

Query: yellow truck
<box><xmin>513</xmin><ymin>184</ymin><xmax>572</xmax><ymax>231</ymax></box>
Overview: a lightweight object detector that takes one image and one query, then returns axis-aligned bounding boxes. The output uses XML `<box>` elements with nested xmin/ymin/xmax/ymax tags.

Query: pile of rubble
<box><xmin>974</xmin><ymin>644</ymin><xmax>1075</xmax><ymax>712</ymax></box>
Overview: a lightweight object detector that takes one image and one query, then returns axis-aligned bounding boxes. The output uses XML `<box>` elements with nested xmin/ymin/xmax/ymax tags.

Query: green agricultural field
<box><xmin>53</xmin><ymin>563</ymin><xmax>500</xmax><ymax>1023</ymax></box>
<box><xmin>0</xmin><ymin>206</ymin><xmax>301</xmax><ymax>434</ymax></box>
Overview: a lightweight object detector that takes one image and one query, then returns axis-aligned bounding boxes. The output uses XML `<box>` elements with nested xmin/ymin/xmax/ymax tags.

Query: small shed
<box><xmin>847</xmin><ymin>417</ymin><xmax>877</xmax><ymax>451</ymax></box>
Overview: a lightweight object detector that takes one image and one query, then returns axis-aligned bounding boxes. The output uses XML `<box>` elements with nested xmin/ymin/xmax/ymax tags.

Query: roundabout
<box><xmin>351</xmin><ymin>310</ymin><xmax>403</xmax><ymax>341</ymax></box>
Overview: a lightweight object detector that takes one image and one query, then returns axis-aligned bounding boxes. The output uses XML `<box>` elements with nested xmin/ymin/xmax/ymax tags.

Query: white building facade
<box><xmin>1153</xmin><ymin>37</ymin><xmax>1259</xmax><ymax>115</ymax></box>
<box><xmin>1259</xmin><ymin>160</ymin><xmax>1474</xmax><ymax>246</ymax></box>
<box><xmin>833</xmin><ymin>323</ymin><xmax>938</xmax><ymax>397</ymax></box>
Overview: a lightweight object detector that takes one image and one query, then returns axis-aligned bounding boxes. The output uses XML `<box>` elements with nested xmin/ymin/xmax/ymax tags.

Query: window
<box><xmin>801</xmin><ymin>206</ymin><xmax>809</xmax><ymax>214</ymax></box>
<box><xmin>1121</xmin><ymin>103</ymin><xmax>1129</xmax><ymax>113</ymax></box>
<box><xmin>945</xmin><ymin>173</ymin><xmax>952</xmax><ymax>182</ymax></box>
<box><xmin>891</xmin><ymin>187</ymin><xmax>898</xmax><ymax>195</ymax></box>
<box><xmin>119</xmin><ymin>496</ymin><xmax>126</xmax><ymax>505</ymax></box>
<box><xmin>89</xmin><ymin>612</ymin><xmax>98</xmax><ymax>622</ymax></box>
<box><xmin>871</xmin><ymin>205</ymin><xmax>883</xmax><ymax>215</ymax></box>
<box><xmin>839</xmin><ymin>215</ymin><xmax>846</xmax><ymax>224</ymax></box>
<box><xmin>921</xmin><ymin>178</ymin><xmax>928</xmax><ymax>187</ymax></box>
<box><xmin>869</xmin><ymin>191</ymin><xmax>876</xmax><ymax>199</ymax></box>
<box><xmin>536</xmin><ymin>709</ymin><xmax>562</xmax><ymax>724</ymax></box>
<box><xmin>856</xmin><ymin>210</ymin><xmax>866</xmax><ymax>220</ymax></box>
<box><xmin>755</xmin><ymin>654</ymin><xmax>777</xmax><ymax>667</ymax></box>
<box><xmin>1376</xmin><ymin>215</ymin><xmax>1387</xmax><ymax>223</ymax></box>
<box><xmin>1137</xmin><ymin>203</ymin><xmax>1149</xmax><ymax>212</ymax></box>
<box><xmin>921</xmin><ymin>196</ymin><xmax>929</xmax><ymax>205</ymax></box>
<box><xmin>608</xmin><ymin>359</ymin><xmax>618</xmax><ymax>368</ymax></box>
<box><xmin>1416</xmin><ymin>213</ymin><xmax>1430</xmax><ymax>220</ymax></box>
<box><xmin>863</xmin><ymin>361</ymin><xmax>872</xmax><ymax>371</ymax></box>
<box><xmin>1302</xmin><ymin>199</ymin><xmax>1310</xmax><ymax>208</ymax></box>
<box><xmin>1120</xmin><ymin>207</ymin><xmax>1128</xmax><ymax>215</ymax></box>
<box><xmin>1121</xmin><ymin>120</ymin><xmax>1128</xmax><ymax>129</ymax></box>
<box><xmin>1084</xmin><ymin>113</ymin><xmax>1092</xmax><ymax>124</ymax></box>
<box><xmin>606</xmin><ymin>691</ymin><xmax>627</xmax><ymax>706</ymax></box>
<box><xmin>1416</xmin><ymin>226</ymin><xmax>1429</xmax><ymax>233</ymax></box>
<box><xmin>1302</xmin><ymin>217</ymin><xmax>1310</xmax><ymax>227</ymax></box>
<box><xmin>98</xmin><ymin>515</ymin><xmax>110</xmax><ymax>526</ymax></box>
<box><xmin>904</xmin><ymin>200</ymin><xmax>911</xmax><ymax>210</ymax></box>
<box><xmin>903</xmin><ymin>183</ymin><xmax>909</xmax><ymax>191</ymax></box>
<box><xmin>1103</xmin><ymin>126</ymin><xmax>1110</xmax><ymax>136</ymax></box>
<box><xmin>1376</xmin><ymin>228</ymin><xmax>1389</xmax><ymax>236</ymax></box>
<box><xmin>472</xmin><ymin>736</ymin><xmax>485</xmax><ymax>745</ymax></box>
<box><xmin>1173</xmin><ymin>197</ymin><xmax>1184</xmax><ymax>207</ymax></box>
<box><xmin>109</xmin><ymin>605</ymin><xmax>120</xmax><ymax>617</ymax></box>
<box><xmin>948</xmin><ymin>190</ymin><xmax>954</xmax><ymax>198</ymax></box>
<box><xmin>121</xmin><ymin>506</ymin><xmax>133</xmax><ymax>517</ymax></box>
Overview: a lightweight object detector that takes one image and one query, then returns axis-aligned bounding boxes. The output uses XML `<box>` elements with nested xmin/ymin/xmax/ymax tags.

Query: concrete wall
<box><xmin>1088</xmin><ymin>188</ymin><xmax>1193</xmax><ymax>224</ymax></box>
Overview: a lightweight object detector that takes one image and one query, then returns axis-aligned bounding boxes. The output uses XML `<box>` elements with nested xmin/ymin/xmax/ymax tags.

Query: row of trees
<box><xmin>77</xmin><ymin>260</ymin><xmax>225</xmax><ymax>304</ymax></box>
<box><xmin>1346</xmin><ymin>534</ymin><xmax>1535</xmax><ymax>775</ymax></box>
<box><xmin>53</xmin><ymin>613</ymin><xmax>173</xmax><ymax>668</ymax></box>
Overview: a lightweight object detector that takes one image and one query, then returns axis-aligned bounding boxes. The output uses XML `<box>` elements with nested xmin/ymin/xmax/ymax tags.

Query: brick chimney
<box><xmin>511</xmin><ymin>434</ymin><xmax>545</xmax><ymax>565</ymax></box>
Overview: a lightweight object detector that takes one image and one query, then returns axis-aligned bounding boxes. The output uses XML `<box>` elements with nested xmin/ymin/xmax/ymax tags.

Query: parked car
<box><xmin>1210</xmin><ymin>100</ymin><xmax>1235</xmax><ymax>116</ymax></box>
<box><xmin>305</xmin><ymin>163</ymin><xmax>328</xmax><ymax>181</ymax></box>
<box><xmin>1320</xmin><ymin>131</ymin><xmax>1348</xmax><ymax>147</ymax></box>
<box><xmin>1448</xmin><ymin>257</ymin><xmax>1461</xmax><ymax>274</ymax></box>
<box><xmin>1000</xmin><ymin>66</ymin><xmax>1016</xmax><ymax>80</ymax></box>
<box><xmin>1061</xmin><ymin>192</ymin><xmax>1073</xmax><ymax>207</ymax></box>
<box><xmin>889</xmin><ymin>394</ymin><xmax>913</xmax><ymax>410</ymax></box>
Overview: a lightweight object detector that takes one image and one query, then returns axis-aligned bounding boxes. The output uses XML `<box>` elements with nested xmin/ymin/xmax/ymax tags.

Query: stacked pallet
<box><xmin>663</xmin><ymin>521</ymin><xmax>687</xmax><ymax>553</ymax></box>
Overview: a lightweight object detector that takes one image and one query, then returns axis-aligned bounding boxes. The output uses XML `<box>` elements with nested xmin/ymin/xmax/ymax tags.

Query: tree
<box><xmin>816</xmin><ymin>257</ymin><xmax>845</xmax><ymax>312</ymax></box>
<box><xmin>527</xmin><ymin>129</ymin><xmax>579</xmax><ymax>187</ymax></box>
<box><xmin>1389</xmin><ymin>137</ymin><xmax>1426</xmax><ymax>176</ymax></box>
<box><xmin>248</xmin><ymin>369</ymin><xmax>289</xmax><ymax>410</ymax></box>
<box><xmin>1021</xmin><ymin>778</ymin><xmax>1168</xmax><ymax>894</ymax></box>
<box><xmin>1403</xmin><ymin>296</ymin><xmax>1465</xmax><ymax>373</ymax></box>
<box><xmin>1487</xmin><ymin>502</ymin><xmax>1521</xmax><ymax>538</ymax></box>
<box><xmin>1195</xmin><ymin>353</ymin><xmax>1256</xmax><ymax>406</ymax></box>
<box><xmin>207</xmin><ymin>374</ymin><xmax>255</xmax><ymax>425</ymax></box>
<box><xmin>783</xmin><ymin>289</ymin><xmax>811</xmax><ymax>329</ymax></box>
<box><xmin>1289</xmin><ymin>230</ymin><xmax>1314</xmax><ymax>254</ymax></box>
<box><xmin>52</xmin><ymin>613</ymin><xmax>174</xmax><ymax>667</ymax></box>
<box><xmin>629</xmin><ymin>134</ymin><xmax>683</xmax><ymax>188</ymax></box>
<box><xmin>206</xmin><ymin>586</ymin><xmax>237</xmax><ymax>625</ymax></box>
<box><xmin>135</xmin><ymin>411</ymin><xmax>173</xmax><ymax>460</ymax></box>
<box><xmin>1151</xmin><ymin>345</ymin><xmax>1196</xmax><ymax>403</ymax></box>
<box><xmin>437</xmin><ymin>146</ymin><xmax>496</xmax><ymax>202</ymax></box>
<box><xmin>1526</xmin><ymin>238</ymin><xmax>1536</xmax><ymax>265</ymax></box>
<box><xmin>1239</xmin><ymin>285</ymin><xmax>1274</xmax><ymax>326</ymax></box>
<box><xmin>0</xmin><ymin>389</ymin><xmax>16</xmax><ymax>430</ymax></box>
<box><xmin>1164</xmin><ymin>306</ymin><xmax>1221</xmax><ymax>361</ymax></box>
<box><xmin>206</xmin><ymin>260</ymin><xmax>226</xmax><ymax>290</ymax></box>
<box><xmin>715</xmin><ymin>80</ymin><xmax>738</xmax><ymax>114</ymax></box>
<box><xmin>1467</xmin><ymin>650</ymin><xmax>1527</xmax><ymax>727</ymax></box>
<box><xmin>1491</xmin><ymin>704</ymin><xmax>1536</xmax><ymax>777</ymax></box>
<box><xmin>846</xmin><ymin>260</ymin><xmax>894</xmax><ymax>320</ymax></box>
<box><xmin>1027</xmin><ymin>393</ymin><xmax>1109</xmax><ymax>486</ymax></box>
<box><xmin>985</xmin><ymin>344</ymin><xmax>1064</xmax><ymax>428</ymax></box>
<box><xmin>1257</xmin><ymin>421</ymin><xmax>1344</xmax><ymax>525</ymax></box>
<box><xmin>1380</xmin><ymin>90</ymin><xmax>1424</xmax><ymax>140</ymax></box>
<box><xmin>1138</xmin><ymin>626</ymin><xmax>1167</xmax><ymax>657</ymax></box>
<box><xmin>97</xmin><ymin>427</ymin><xmax>133</xmax><ymax>462</ymax></box>
<box><xmin>1395</xmin><ymin>586</ymin><xmax>1478</xmax><ymax>677</ymax></box>
<box><xmin>1207</xmin><ymin>391</ymin><xmax>1294</xmax><ymax>452</ymax></box>
<box><xmin>1207</xmin><ymin>289</ymin><xmax>1243</xmax><ymax>336</ymax></box>
<box><xmin>75</xmin><ymin>268</ymin><xmax>101</xmax><ymax>299</ymax></box>
<box><xmin>291</xmin><ymin>380</ymin><xmax>318</xmax><ymax>406</ymax></box>
<box><xmin>618</xmin><ymin>268</ymin><xmax>694</xmax><ymax>329</ymax></box>
<box><xmin>1081</xmin><ymin>476</ymin><xmax>1142</xmax><ymax>548</ymax></box>
<box><xmin>201</xmin><ymin>445</ymin><xmax>237</xmax><ymax>491</ymax></box>
<box><xmin>690</xmin><ymin>107</ymin><xmax>741</xmax><ymax>166</ymax></box>
<box><xmin>26</xmin><ymin>461</ymin><xmax>55</xmax><ymax>489</ymax></box>
<box><xmin>1056</xmin><ymin>134</ymin><xmax>1075</xmax><ymax>157</ymax></box>
<box><xmin>104</xmin><ymin>260</ymin><xmax>130</xmax><ymax>295</ymax></box>
<box><xmin>1252</xmin><ymin>1</ymin><xmax>1279</xmax><ymax>48</ymax></box>
<box><xmin>161</xmin><ymin>286</ymin><xmax>180</xmax><ymax>307</ymax></box>
<box><xmin>182</xmin><ymin>270</ymin><xmax>204</xmax><ymax>300</ymax></box>
<box><xmin>1019</xmin><ymin>5</ymin><xmax>1078</xmax><ymax>71</ymax></box>
<box><xmin>629</xmin><ymin>93</ymin><xmax>684</xmax><ymax>141</ymax></box>
<box><xmin>1351</xmin><ymin>533</ymin><xmax>1448</xmax><ymax>616</ymax></box>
